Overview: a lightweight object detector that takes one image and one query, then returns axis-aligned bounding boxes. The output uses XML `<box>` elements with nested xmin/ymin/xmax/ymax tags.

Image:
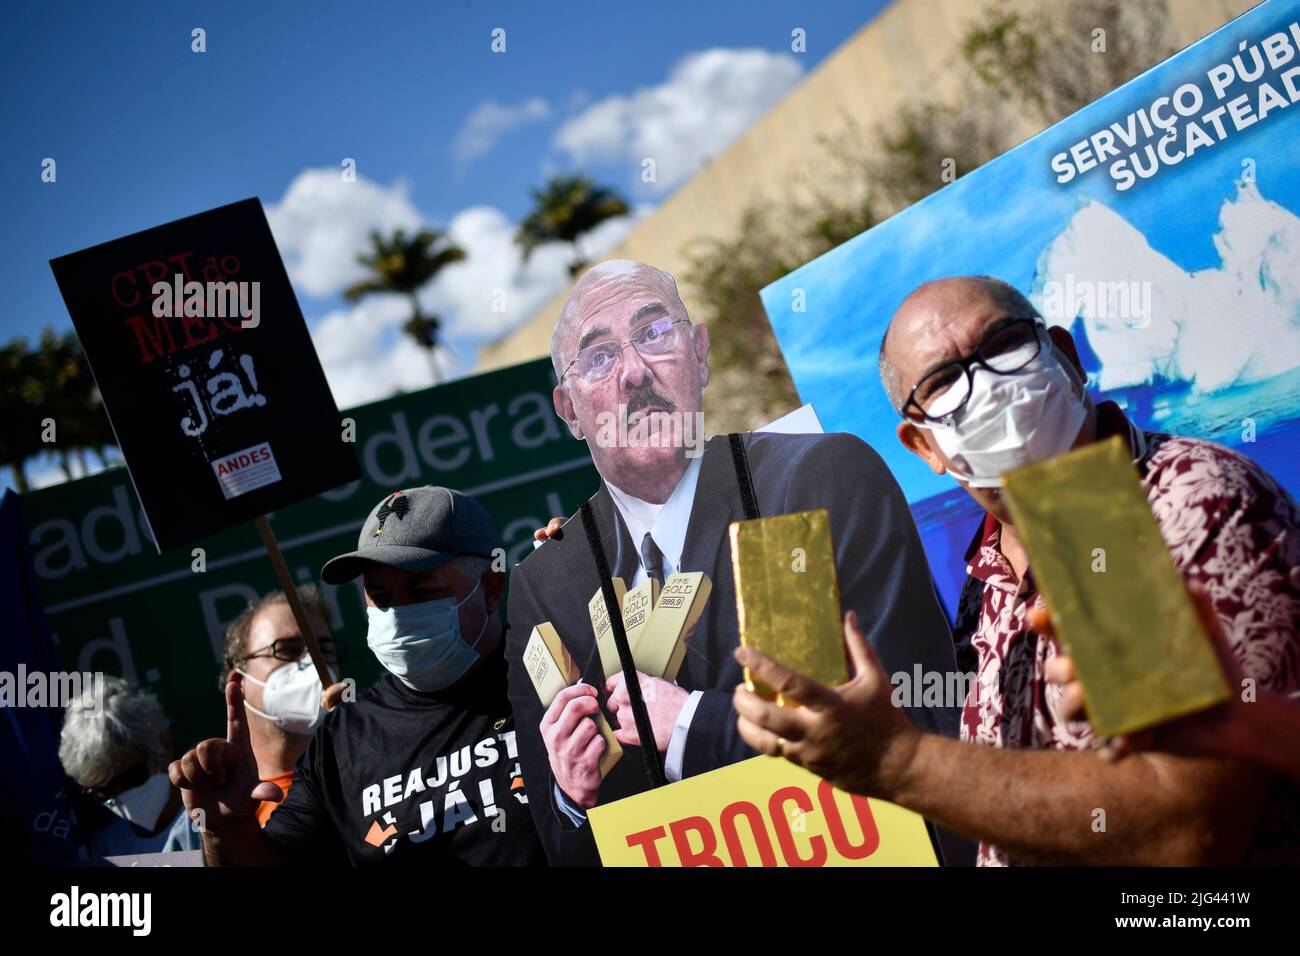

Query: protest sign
<box><xmin>761</xmin><ymin>0</ymin><xmax>1300</xmax><ymax>617</ymax></box>
<box><xmin>49</xmin><ymin>198</ymin><xmax>361</xmax><ymax>552</ymax></box>
<box><xmin>19</xmin><ymin>358</ymin><xmax>599</xmax><ymax>748</ymax></box>
<box><xmin>103</xmin><ymin>850</ymin><xmax>204</xmax><ymax>868</ymax></box>
<box><xmin>588</xmin><ymin>755</ymin><xmax>939</xmax><ymax>866</ymax></box>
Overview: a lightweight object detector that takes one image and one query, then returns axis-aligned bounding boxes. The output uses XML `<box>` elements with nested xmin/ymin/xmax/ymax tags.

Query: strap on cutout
<box><xmin>580</xmin><ymin>500</ymin><xmax>666</xmax><ymax>788</ymax></box>
<box><xmin>729</xmin><ymin>433</ymin><xmax>761</xmax><ymax>520</ymax></box>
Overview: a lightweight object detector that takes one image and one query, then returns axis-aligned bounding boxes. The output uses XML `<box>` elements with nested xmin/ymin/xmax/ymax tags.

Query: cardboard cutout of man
<box><xmin>504</xmin><ymin>260</ymin><xmax>959</xmax><ymax>865</ymax></box>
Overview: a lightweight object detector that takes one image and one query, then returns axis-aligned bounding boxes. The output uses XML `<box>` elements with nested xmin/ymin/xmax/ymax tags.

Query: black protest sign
<box><xmin>49</xmin><ymin>198</ymin><xmax>361</xmax><ymax>552</ymax></box>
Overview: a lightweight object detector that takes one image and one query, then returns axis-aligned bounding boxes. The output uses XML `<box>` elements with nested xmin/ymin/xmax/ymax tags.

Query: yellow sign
<box><xmin>588</xmin><ymin>756</ymin><xmax>939</xmax><ymax>867</ymax></box>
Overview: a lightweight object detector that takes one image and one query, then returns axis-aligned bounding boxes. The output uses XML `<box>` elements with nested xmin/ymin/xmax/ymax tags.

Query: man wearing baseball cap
<box><xmin>169</xmin><ymin>486</ymin><xmax>547</xmax><ymax>866</ymax></box>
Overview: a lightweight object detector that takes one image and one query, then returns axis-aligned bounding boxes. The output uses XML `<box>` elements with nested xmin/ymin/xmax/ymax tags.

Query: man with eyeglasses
<box><xmin>506</xmin><ymin>259</ymin><xmax>959</xmax><ymax>865</ymax></box>
<box><xmin>733</xmin><ymin>274</ymin><xmax>1300</xmax><ymax>866</ymax></box>
<box><xmin>170</xmin><ymin>486</ymin><xmax>547</xmax><ymax>866</ymax></box>
<box><xmin>218</xmin><ymin>586</ymin><xmax>342</xmax><ymax>826</ymax></box>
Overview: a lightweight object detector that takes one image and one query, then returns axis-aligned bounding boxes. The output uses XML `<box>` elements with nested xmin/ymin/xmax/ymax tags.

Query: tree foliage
<box><xmin>516</xmin><ymin>174</ymin><xmax>630</xmax><ymax>276</ymax></box>
<box><xmin>344</xmin><ymin>227</ymin><xmax>467</xmax><ymax>383</ymax></box>
<box><xmin>682</xmin><ymin>0</ymin><xmax>1178</xmax><ymax>431</ymax></box>
<box><xmin>0</xmin><ymin>330</ymin><xmax>116</xmax><ymax>491</ymax></box>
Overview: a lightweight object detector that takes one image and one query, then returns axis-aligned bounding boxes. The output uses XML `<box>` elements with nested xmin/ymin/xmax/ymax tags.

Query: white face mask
<box><xmin>103</xmin><ymin>770</ymin><xmax>173</xmax><ymax>832</ymax></box>
<box><xmin>366</xmin><ymin>579</ymin><xmax>489</xmax><ymax>693</ymax></box>
<box><xmin>238</xmin><ymin>656</ymin><xmax>331</xmax><ymax>736</ymax></box>
<box><xmin>919</xmin><ymin>340</ymin><xmax>1088</xmax><ymax>488</ymax></box>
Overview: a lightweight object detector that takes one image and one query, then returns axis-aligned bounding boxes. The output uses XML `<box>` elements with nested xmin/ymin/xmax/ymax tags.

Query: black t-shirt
<box><xmin>263</xmin><ymin>647</ymin><xmax>546</xmax><ymax>866</ymax></box>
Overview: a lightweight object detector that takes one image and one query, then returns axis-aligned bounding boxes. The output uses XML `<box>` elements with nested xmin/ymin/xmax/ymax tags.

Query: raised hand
<box><xmin>168</xmin><ymin>673</ymin><xmax>284</xmax><ymax>832</ymax></box>
<box><xmin>733</xmin><ymin>610</ymin><xmax>920</xmax><ymax>799</ymax></box>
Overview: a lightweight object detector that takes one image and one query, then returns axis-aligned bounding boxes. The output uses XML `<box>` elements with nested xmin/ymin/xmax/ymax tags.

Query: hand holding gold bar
<box><xmin>730</xmin><ymin>509</ymin><xmax>848</xmax><ymax>705</ymax></box>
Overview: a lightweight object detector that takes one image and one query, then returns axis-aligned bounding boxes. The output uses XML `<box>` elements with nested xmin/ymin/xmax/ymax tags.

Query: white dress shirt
<box><xmin>604</xmin><ymin>454</ymin><xmax>702</xmax><ymax>588</ymax></box>
<box><xmin>554</xmin><ymin>455</ymin><xmax>705</xmax><ymax>823</ymax></box>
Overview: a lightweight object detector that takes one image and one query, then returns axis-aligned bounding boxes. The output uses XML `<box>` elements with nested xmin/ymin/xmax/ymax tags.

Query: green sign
<box><xmin>21</xmin><ymin>358</ymin><xmax>598</xmax><ymax>748</ymax></box>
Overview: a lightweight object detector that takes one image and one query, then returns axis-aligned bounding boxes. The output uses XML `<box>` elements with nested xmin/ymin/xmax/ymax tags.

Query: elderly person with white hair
<box><xmin>59</xmin><ymin>675</ymin><xmax>197</xmax><ymax>859</ymax></box>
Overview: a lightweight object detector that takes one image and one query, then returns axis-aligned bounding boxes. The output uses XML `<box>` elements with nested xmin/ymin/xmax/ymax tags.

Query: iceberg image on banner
<box><xmin>1033</xmin><ymin>182</ymin><xmax>1300</xmax><ymax>440</ymax></box>
<box><xmin>761</xmin><ymin>0</ymin><xmax>1300</xmax><ymax>616</ymax></box>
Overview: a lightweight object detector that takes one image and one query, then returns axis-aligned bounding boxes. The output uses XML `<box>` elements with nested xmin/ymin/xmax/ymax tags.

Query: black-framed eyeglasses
<box><xmin>559</xmin><ymin>316</ymin><xmax>691</xmax><ymax>384</ymax></box>
<box><xmin>902</xmin><ymin>317</ymin><xmax>1046</xmax><ymax>425</ymax></box>
<box><xmin>240</xmin><ymin>636</ymin><xmax>347</xmax><ymax>667</ymax></box>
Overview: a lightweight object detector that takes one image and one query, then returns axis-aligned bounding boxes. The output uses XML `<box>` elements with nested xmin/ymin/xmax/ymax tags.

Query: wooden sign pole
<box><xmin>254</xmin><ymin>515</ymin><xmax>335</xmax><ymax>688</ymax></box>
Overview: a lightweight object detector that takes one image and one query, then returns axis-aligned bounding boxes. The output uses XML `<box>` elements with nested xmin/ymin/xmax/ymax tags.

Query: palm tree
<box><xmin>343</xmin><ymin>228</ymin><xmax>466</xmax><ymax>383</ymax></box>
<box><xmin>516</xmin><ymin>175</ymin><xmax>630</xmax><ymax>276</ymax></box>
<box><xmin>29</xmin><ymin>330</ymin><xmax>85</xmax><ymax>479</ymax></box>
<box><xmin>0</xmin><ymin>331</ymin><xmax>117</xmax><ymax>490</ymax></box>
<box><xmin>52</xmin><ymin>330</ymin><xmax>117</xmax><ymax>475</ymax></box>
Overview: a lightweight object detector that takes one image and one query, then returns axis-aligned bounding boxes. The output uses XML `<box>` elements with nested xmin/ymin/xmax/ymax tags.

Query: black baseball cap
<box><xmin>321</xmin><ymin>486</ymin><xmax>501</xmax><ymax>585</ymax></box>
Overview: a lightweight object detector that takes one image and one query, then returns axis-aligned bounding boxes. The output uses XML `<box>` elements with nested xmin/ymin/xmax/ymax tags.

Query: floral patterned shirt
<box><xmin>960</xmin><ymin>402</ymin><xmax>1300</xmax><ymax>866</ymax></box>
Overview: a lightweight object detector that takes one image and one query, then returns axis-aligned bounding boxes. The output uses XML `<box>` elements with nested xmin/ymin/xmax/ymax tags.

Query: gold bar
<box><xmin>592</xmin><ymin>713</ymin><xmax>622</xmax><ymax>778</ymax></box>
<box><xmin>1000</xmin><ymin>434</ymin><xmax>1230</xmax><ymax>737</ymax></box>
<box><xmin>523</xmin><ymin>622</ymin><xmax>578</xmax><ymax>694</ymax></box>
<box><xmin>730</xmin><ymin>509</ymin><xmax>847</xmax><ymax>704</ymax></box>
<box><xmin>633</xmin><ymin>572</ymin><xmax>712</xmax><ymax>682</ymax></box>
<box><xmin>588</xmin><ymin>578</ymin><xmax>628</xmax><ymax>681</ymax></box>
<box><xmin>621</xmin><ymin>578</ymin><xmax>660</xmax><ymax>651</ymax></box>
<box><xmin>523</xmin><ymin>623</ymin><xmax>623</xmax><ymax>776</ymax></box>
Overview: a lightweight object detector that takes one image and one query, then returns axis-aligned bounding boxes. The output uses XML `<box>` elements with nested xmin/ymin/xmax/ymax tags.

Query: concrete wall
<box><xmin>476</xmin><ymin>0</ymin><xmax>1257</xmax><ymax>374</ymax></box>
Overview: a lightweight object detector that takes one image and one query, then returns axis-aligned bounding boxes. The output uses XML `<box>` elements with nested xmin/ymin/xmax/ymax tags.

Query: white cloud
<box><xmin>310</xmin><ymin>295</ymin><xmax>462</xmax><ymax>409</ymax></box>
<box><xmin>419</xmin><ymin>203</ymin><xmax>652</xmax><ymax>340</ymax></box>
<box><xmin>553</xmin><ymin>48</ymin><xmax>803</xmax><ymax>193</ymax></box>
<box><xmin>266</xmin><ymin>168</ymin><xmax>423</xmax><ymax>298</ymax></box>
<box><xmin>266</xmin><ymin>152</ymin><xmax>654</xmax><ymax>407</ymax></box>
<box><xmin>312</xmin><ymin>294</ymin><xmax>409</xmax><ymax>368</ymax></box>
<box><xmin>307</xmin><ymin>203</ymin><xmax>649</xmax><ymax>407</ymax></box>
<box><xmin>453</xmin><ymin>98</ymin><xmax>551</xmax><ymax>169</ymax></box>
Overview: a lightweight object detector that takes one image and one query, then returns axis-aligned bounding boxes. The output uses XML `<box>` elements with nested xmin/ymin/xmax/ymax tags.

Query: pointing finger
<box><xmin>226</xmin><ymin>676</ymin><xmax>250</xmax><ymax>749</ymax></box>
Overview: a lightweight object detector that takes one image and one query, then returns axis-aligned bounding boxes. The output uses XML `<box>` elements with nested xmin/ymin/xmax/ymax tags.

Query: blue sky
<box><xmin>2</xmin><ymin>0</ymin><xmax>890</xmax><ymax>489</ymax></box>
<box><xmin>763</xmin><ymin>0</ymin><xmax>1300</xmax><ymax>504</ymax></box>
